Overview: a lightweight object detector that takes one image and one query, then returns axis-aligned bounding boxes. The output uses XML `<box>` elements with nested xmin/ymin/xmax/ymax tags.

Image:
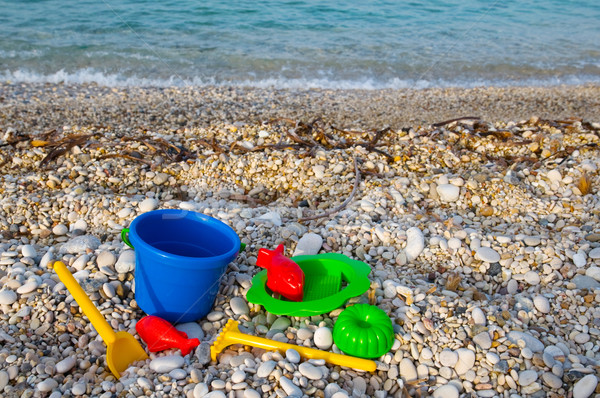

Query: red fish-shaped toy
<box><xmin>257</xmin><ymin>244</ymin><xmax>305</xmax><ymax>301</ymax></box>
<box><xmin>135</xmin><ymin>315</ymin><xmax>200</xmax><ymax>356</ymax></box>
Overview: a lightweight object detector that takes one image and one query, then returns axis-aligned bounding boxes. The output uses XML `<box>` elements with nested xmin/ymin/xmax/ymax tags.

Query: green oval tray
<box><xmin>246</xmin><ymin>253</ymin><xmax>371</xmax><ymax>317</ymax></box>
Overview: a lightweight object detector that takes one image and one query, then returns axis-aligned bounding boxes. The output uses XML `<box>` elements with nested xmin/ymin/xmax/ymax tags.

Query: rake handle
<box><xmin>216</xmin><ymin>321</ymin><xmax>376</xmax><ymax>372</ymax></box>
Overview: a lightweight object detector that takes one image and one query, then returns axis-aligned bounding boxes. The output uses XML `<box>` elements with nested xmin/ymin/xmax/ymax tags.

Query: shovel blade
<box><xmin>106</xmin><ymin>331</ymin><xmax>149</xmax><ymax>379</ymax></box>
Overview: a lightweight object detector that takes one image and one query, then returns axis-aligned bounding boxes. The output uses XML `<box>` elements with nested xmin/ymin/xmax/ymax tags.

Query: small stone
<box><xmin>533</xmin><ymin>295</ymin><xmax>550</xmax><ymax>313</ymax></box>
<box><xmin>524</xmin><ymin>270</ymin><xmax>541</xmax><ymax>285</ymax></box>
<box><xmin>16</xmin><ymin>280</ymin><xmax>38</xmax><ymax>294</ymax></box>
<box><xmin>399</xmin><ymin>358</ymin><xmax>418</xmax><ymax>382</ymax></box>
<box><xmin>293</xmin><ymin>233</ymin><xmax>323</xmax><ymax>256</ymax></box>
<box><xmin>204</xmin><ymin>392</ymin><xmax>226</xmax><ymax>398</ymax></box>
<box><xmin>473</xmin><ymin>331</ymin><xmax>492</xmax><ymax>349</ymax></box>
<box><xmin>433</xmin><ymin>384</ymin><xmax>459</xmax><ymax>398</ymax></box>
<box><xmin>436</xmin><ymin>184</ymin><xmax>460</xmax><ymax>202</ymax></box>
<box><xmin>193</xmin><ymin>382</ymin><xmax>209</xmax><ymax>398</ymax></box>
<box><xmin>486</xmin><ymin>352</ymin><xmax>500</xmax><ymax>365</ymax></box>
<box><xmin>314</xmin><ymin>327</ymin><xmax>333</xmax><ymax>350</ymax></box>
<box><xmin>37</xmin><ymin>378</ymin><xmax>58</xmax><ymax>392</ymax></box>
<box><xmin>573</xmin><ymin>252</ymin><xmax>587</xmax><ymax>268</ymax></box>
<box><xmin>21</xmin><ymin>244</ymin><xmax>37</xmax><ymax>258</ymax></box>
<box><xmin>72</xmin><ymin>254</ymin><xmax>89</xmax><ymax>271</ymax></box>
<box><xmin>286</xmin><ymin>348</ymin><xmax>301</xmax><ymax>364</ymax></box>
<box><xmin>440</xmin><ymin>349</ymin><xmax>458</xmax><ymax>367</ymax></box>
<box><xmin>139</xmin><ymin>198</ymin><xmax>159</xmax><ymax>213</ymax></box>
<box><xmin>175</xmin><ymin>322</ymin><xmax>204</xmax><ymax>341</ymax></box>
<box><xmin>169</xmin><ymin>369</ymin><xmax>187</xmax><ymax>380</ymax></box>
<box><xmin>195</xmin><ymin>342</ymin><xmax>211</xmax><ymax>366</ymax></box>
<box><xmin>115</xmin><ymin>250</ymin><xmax>136</xmax><ymax>273</ymax></box>
<box><xmin>256</xmin><ymin>211</ymin><xmax>282</xmax><ymax>227</ymax></box>
<box><xmin>573</xmin><ymin>374</ymin><xmax>597</xmax><ymax>398</ymax></box>
<box><xmin>404</xmin><ymin>227</ymin><xmax>425</xmax><ymax>262</ymax></box>
<box><xmin>137</xmin><ymin>377</ymin><xmax>154</xmax><ymax>390</ymax></box>
<box><xmin>297</xmin><ymin>328</ymin><xmax>314</xmax><ymax>340</ymax></box>
<box><xmin>524</xmin><ymin>236</ymin><xmax>542</xmax><ymax>246</ymax></box>
<box><xmin>547</xmin><ymin>169</ymin><xmax>562</xmax><ymax>182</ymax></box>
<box><xmin>153</xmin><ymin>173</ymin><xmax>169</xmax><ymax>185</ymax></box>
<box><xmin>0</xmin><ymin>290</ymin><xmax>17</xmax><ymax>305</ymax></box>
<box><xmin>279</xmin><ymin>375</ymin><xmax>303</xmax><ymax>396</ymax></box>
<box><xmin>149</xmin><ymin>355</ymin><xmax>185</xmax><ymax>373</ymax></box>
<box><xmin>244</xmin><ymin>389</ymin><xmax>261</xmax><ymax>398</ymax></box>
<box><xmin>299</xmin><ymin>362</ymin><xmax>322</xmax><ymax>380</ymax></box>
<box><xmin>586</xmin><ymin>266</ymin><xmax>600</xmax><ymax>281</ymax></box>
<box><xmin>455</xmin><ymin>348</ymin><xmax>476</xmax><ymax>375</ymax></box>
<box><xmin>230</xmin><ymin>297</ymin><xmax>250</xmax><ymax>315</ymax></box>
<box><xmin>0</xmin><ymin>371</ymin><xmax>9</xmax><ymax>390</ymax></box>
<box><xmin>71</xmin><ymin>382</ymin><xmax>87</xmax><ymax>395</ymax></box>
<box><xmin>589</xmin><ymin>248</ymin><xmax>600</xmax><ymax>259</ymax></box>
<box><xmin>56</xmin><ymin>356</ymin><xmax>76</xmax><ymax>374</ymax></box>
<box><xmin>257</xmin><ymin>360</ymin><xmax>277</xmax><ymax>378</ymax></box>
<box><xmin>518</xmin><ymin>370</ymin><xmax>538</xmax><ymax>386</ymax></box>
<box><xmin>471</xmin><ymin>307</ymin><xmax>486</xmax><ymax>325</ymax></box>
<box><xmin>507</xmin><ymin>331</ymin><xmax>544</xmax><ymax>352</ymax></box>
<box><xmin>507</xmin><ymin>279</ymin><xmax>519</xmax><ymax>294</ymax></box>
<box><xmin>231</xmin><ymin>370</ymin><xmax>246</xmax><ymax>383</ymax></box>
<box><xmin>271</xmin><ymin>317</ymin><xmax>291</xmax><ymax>331</ymax></box>
<box><xmin>53</xmin><ymin>224</ymin><xmax>68</xmax><ymax>235</ymax></box>
<box><xmin>542</xmin><ymin>372</ymin><xmax>563</xmax><ymax>389</ymax></box>
<box><xmin>96</xmin><ymin>251</ymin><xmax>116</xmax><ymax>268</ymax></box>
<box><xmin>572</xmin><ymin>275</ymin><xmax>600</xmax><ymax>289</ymax></box>
<box><xmin>476</xmin><ymin>247</ymin><xmax>500</xmax><ymax>263</ymax></box>
<box><xmin>60</xmin><ymin>235</ymin><xmax>101</xmax><ymax>254</ymax></box>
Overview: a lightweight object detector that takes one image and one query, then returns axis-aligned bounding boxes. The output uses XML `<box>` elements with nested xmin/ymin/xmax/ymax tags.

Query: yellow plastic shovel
<box><xmin>53</xmin><ymin>261</ymin><xmax>148</xmax><ymax>379</ymax></box>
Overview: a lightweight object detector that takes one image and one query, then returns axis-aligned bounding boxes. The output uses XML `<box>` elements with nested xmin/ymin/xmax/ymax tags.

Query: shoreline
<box><xmin>1</xmin><ymin>83</ymin><xmax>599</xmax><ymax>133</ymax></box>
<box><xmin>0</xmin><ymin>81</ymin><xmax>599</xmax><ymax>397</ymax></box>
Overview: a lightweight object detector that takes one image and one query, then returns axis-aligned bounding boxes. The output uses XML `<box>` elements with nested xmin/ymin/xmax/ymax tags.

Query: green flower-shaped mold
<box><xmin>246</xmin><ymin>253</ymin><xmax>370</xmax><ymax>317</ymax></box>
<box><xmin>333</xmin><ymin>304</ymin><xmax>394</xmax><ymax>359</ymax></box>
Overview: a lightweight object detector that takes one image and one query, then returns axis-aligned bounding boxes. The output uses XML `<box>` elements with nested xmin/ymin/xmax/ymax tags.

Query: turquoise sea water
<box><xmin>1</xmin><ymin>0</ymin><xmax>599</xmax><ymax>88</ymax></box>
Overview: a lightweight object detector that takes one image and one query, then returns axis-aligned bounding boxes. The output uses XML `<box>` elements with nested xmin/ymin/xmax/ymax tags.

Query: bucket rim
<box><xmin>128</xmin><ymin>209</ymin><xmax>240</xmax><ymax>264</ymax></box>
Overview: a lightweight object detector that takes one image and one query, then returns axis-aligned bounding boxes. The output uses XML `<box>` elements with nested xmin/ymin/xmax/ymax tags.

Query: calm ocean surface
<box><xmin>1</xmin><ymin>0</ymin><xmax>599</xmax><ymax>89</ymax></box>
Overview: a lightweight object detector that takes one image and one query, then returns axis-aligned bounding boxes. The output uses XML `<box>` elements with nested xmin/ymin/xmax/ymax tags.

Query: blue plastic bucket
<box><xmin>122</xmin><ymin>209</ymin><xmax>240</xmax><ymax>323</ymax></box>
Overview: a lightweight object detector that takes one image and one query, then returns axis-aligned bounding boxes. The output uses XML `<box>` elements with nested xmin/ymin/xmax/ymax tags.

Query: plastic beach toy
<box><xmin>246</xmin><ymin>253</ymin><xmax>370</xmax><ymax>316</ymax></box>
<box><xmin>333</xmin><ymin>304</ymin><xmax>394</xmax><ymax>359</ymax></box>
<box><xmin>53</xmin><ymin>261</ymin><xmax>148</xmax><ymax>379</ymax></box>
<box><xmin>212</xmin><ymin>319</ymin><xmax>376</xmax><ymax>372</ymax></box>
<box><xmin>257</xmin><ymin>244</ymin><xmax>304</xmax><ymax>301</ymax></box>
<box><xmin>136</xmin><ymin>315</ymin><xmax>200</xmax><ymax>356</ymax></box>
<box><xmin>121</xmin><ymin>209</ymin><xmax>241</xmax><ymax>323</ymax></box>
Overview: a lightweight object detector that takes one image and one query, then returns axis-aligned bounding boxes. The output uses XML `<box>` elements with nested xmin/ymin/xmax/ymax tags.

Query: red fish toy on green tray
<box><xmin>256</xmin><ymin>244</ymin><xmax>305</xmax><ymax>301</ymax></box>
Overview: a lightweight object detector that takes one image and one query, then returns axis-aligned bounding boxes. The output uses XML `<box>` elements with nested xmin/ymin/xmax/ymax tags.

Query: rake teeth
<box><xmin>210</xmin><ymin>319</ymin><xmax>240</xmax><ymax>361</ymax></box>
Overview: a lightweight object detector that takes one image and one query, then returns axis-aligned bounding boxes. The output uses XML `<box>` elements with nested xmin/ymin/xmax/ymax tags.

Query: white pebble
<box><xmin>471</xmin><ymin>307</ymin><xmax>486</xmax><ymax>325</ymax></box>
<box><xmin>175</xmin><ymin>322</ymin><xmax>204</xmax><ymax>341</ymax></box>
<box><xmin>404</xmin><ymin>227</ymin><xmax>425</xmax><ymax>261</ymax></box>
<box><xmin>455</xmin><ymin>348</ymin><xmax>475</xmax><ymax>375</ymax></box>
<box><xmin>16</xmin><ymin>280</ymin><xmax>38</xmax><ymax>294</ymax></box>
<box><xmin>586</xmin><ymin>266</ymin><xmax>600</xmax><ymax>281</ymax></box>
<box><xmin>230</xmin><ymin>296</ymin><xmax>250</xmax><ymax>315</ymax></box>
<box><xmin>149</xmin><ymin>355</ymin><xmax>185</xmax><ymax>373</ymax></box>
<box><xmin>299</xmin><ymin>362</ymin><xmax>322</xmax><ymax>380</ymax></box>
<box><xmin>573</xmin><ymin>252</ymin><xmax>587</xmax><ymax>268</ymax></box>
<box><xmin>436</xmin><ymin>184</ymin><xmax>460</xmax><ymax>202</ymax></box>
<box><xmin>476</xmin><ymin>247</ymin><xmax>500</xmax><ymax>263</ymax></box>
<box><xmin>0</xmin><ymin>290</ymin><xmax>17</xmax><ymax>305</ymax></box>
<box><xmin>286</xmin><ymin>348</ymin><xmax>301</xmax><ymax>364</ymax></box>
<box><xmin>314</xmin><ymin>327</ymin><xmax>333</xmax><ymax>350</ymax></box>
<box><xmin>439</xmin><ymin>349</ymin><xmax>458</xmax><ymax>367</ymax></box>
<box><xmin>37</xmin><ymin>378</ymin><xmax>58</xmax><ymax>392</ymax></box>
<box><xmin>55</xmin><ymin>356</ymin><xmax>76</xmax><ymax>374</ymax></box>
<box><xmin>193</xmin><ymin>382</ymin><xmax>209</xmax><ymax>398</ymax></box>
<box><xmin>139</xmin><ymin>198</ymin><xmax>159</xmax><ymax>212</ymax></box>
<box><xmin>433</xmin><ymin>384</ymin><xmax>459</xmax><ymax>398</ymax></box>
<box><xmin>533</xmin><ymin>295</ymin><xmax>550</xmax><ymax>313</ymax></box>
<box><xmin>293</xmin><ymin>233</ymin><xmax>323</xmax><ymax>256</ymax></box>
<box><xmin>53</xmin><ymin>224</ymin><xmax>68</xmax><ymax>235</ymax></box>
<box><xmin>524</xmin><ymin>270</ymin><xmax>541</xmax><ymax>285</ymax></box>
<box><xmin>231</xmin><ymin>370</ymin><xmax>246</xmax><ymax>383</ymax></box>
<box><xmin>115</xmin><ymin>250</ymin><xmax>136</xmax><ymax>273</ymax></box>
<box><xmin>518</xmin><ymin>370</ymin><xmax>538</xmax><ymax>386</ymax></box>
<box><xmin>244</xmin><ymin>389</ymin><xmax>261</xmax><ymax>398</ymax></box>
<box><xmin>279</xmin><ymin>375</ymin><xmax>303</xmax><ymax>396</ymax></box>
<box><xmin>21</xmin><ymin>244</ymin><xmax>37</xmax><ymax>258</ymax></box>
<box><xmin>257</xmin><ymin>360</ymin><xmax>277</xmax><ymax>378</ymax></box>
<box><xmin>71</xmin><ymin>382</ymin><xmax>87</xmax><ymax>395</ymax></box>
<box><xmin>573</xmin><ymin>374</ymin><xmax>597</xmax><ymax>398</ymax></box>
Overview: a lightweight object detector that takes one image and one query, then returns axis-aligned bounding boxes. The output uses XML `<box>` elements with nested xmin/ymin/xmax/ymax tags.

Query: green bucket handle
<box><xmin>121</xmin><ymin>227</ymin><xmax>133</xmax><ymax>249</ymax></box>
<box><xmin>121</xmin><ymin>227</ymin><xmax>246</xmax><ymax>252</ymax></box>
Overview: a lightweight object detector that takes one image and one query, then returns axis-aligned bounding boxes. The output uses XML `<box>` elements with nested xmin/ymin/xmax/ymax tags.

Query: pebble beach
<box><xmin>1</xmin><ymin>82</ymin><xmax>600</xmax><ymax>398</ymax></box>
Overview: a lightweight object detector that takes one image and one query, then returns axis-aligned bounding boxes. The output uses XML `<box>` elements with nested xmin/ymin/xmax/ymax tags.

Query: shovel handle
<box><xmin>53</xmin><ymin>261</ymin><xmax>117</xmax><ymax>344</ymax></box>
